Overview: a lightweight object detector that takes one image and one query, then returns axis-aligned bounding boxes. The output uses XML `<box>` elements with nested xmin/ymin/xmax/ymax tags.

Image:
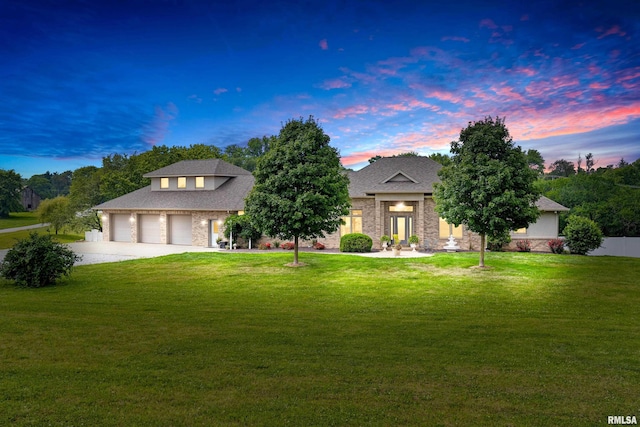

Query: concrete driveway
<box><xmin>1</xmin><ymin>241</ymin><xmax>433</xmax><ymax>266</ymax></box>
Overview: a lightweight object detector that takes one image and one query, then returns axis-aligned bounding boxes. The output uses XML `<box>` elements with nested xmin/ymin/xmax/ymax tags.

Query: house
<box><xmin>315</xmin><ymin>156</ymin><xmax>569</xmax><ymax>251</ymax></box>
<box><xmin>94</xmin><ymin>159</ymin><xmax>253</xmax><ymax>246</ymax></box>
<box><xmin>95</xmin><ymin>156</ymin><xmax>568</xmax><ymax>251</ymax></box>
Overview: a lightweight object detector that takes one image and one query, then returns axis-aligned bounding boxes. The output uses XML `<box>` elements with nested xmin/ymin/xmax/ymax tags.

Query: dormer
<box><xmin>143</xmin><ymin>159</ymin><xmax>251</xmax><ymax>192</ymax></box>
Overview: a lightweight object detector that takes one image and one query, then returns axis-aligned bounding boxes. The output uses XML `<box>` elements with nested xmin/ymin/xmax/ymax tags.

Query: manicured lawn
<box><xmin>1</xmin><ymin>252</ymin><xmax>638</xmax><ymax>426</ymax></box>
<box><xmin>0</xmin><ymin>227</ymin><xmax>84</xmax><ymax>249</ymax></box>
<box><xmin>0</xmin><ymin>212</ymin><xmax>41</xmax><ymax>229</ymax></box>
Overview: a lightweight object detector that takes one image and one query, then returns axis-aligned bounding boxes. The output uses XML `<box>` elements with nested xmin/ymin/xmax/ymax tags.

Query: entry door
<box><xmin>390</xmin><ymin>216</ymin><xmax>413</xmax><ymax>245</ymax></box>
<box><xmin>209</xmin><ymin>220</ymin><xmax>220</xmax><ymax>247</ymax></box>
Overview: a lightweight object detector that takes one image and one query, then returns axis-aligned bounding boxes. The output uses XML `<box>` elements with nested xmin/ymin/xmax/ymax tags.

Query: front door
<box><xmin>390</xmin><ymin>215</ymin><xmax>413</xmax><ymax>245</ymax></box>
<box><xmin>209</xmin><ymin>220</ymin><xmax>220</xmax><ymax>247</ymax></box>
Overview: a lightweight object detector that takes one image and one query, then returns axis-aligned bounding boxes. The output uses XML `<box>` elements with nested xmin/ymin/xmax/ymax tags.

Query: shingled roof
<box><xmin>535</xmin><ymin>195</ymin><xmax>570</xmax><ymax>212</ymax></box>
<box><xmin>348</xmin><ymin>156</ymin><xmax>442</xmax><ymax>197</ymax></box>
<box><xmin>144</xmin><ymin>159</ymin><xmax>251</xmax><ymax>178</ymax></box>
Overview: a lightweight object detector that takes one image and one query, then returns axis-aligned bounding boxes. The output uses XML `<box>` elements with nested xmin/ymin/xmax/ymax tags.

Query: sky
<box><xmin>1</xmin><ymin>0</ymin><xmax>639</xmax><ymax>178</ymax></box>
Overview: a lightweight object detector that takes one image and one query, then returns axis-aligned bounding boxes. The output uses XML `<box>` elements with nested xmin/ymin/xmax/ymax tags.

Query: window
<box><xmin>439</xmin><ymin>218</ymin><xmax>463</xmax><ymax>239</ymax></box>
<box><xmin>177</xmin><ymin>177</ymin><xmax>187</xmax><ymax>189</ymax></box>
<box><xmin>340</xmin><ymin>209</ymin><xmax>363</xmax><ymax>235</ymax></box>
<box><xmin>195</xmin><ymin>176</ymin><xmax>205</xmax><ymax>188</ymax></box>
<box><xmin>160</xmin><ymin>178</ymin><xmax>169</xmax><ymax>189</ymax></box>
<box><xmin>389</xmin><ymin>204</ymin><xmax>414</xmax><ymax>212</ymax></box>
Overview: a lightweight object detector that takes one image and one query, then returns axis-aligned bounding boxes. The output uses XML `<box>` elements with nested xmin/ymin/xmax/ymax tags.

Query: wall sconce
<box><xmin>201</xmin><ymin>220</ymin><xmax>207</xmax><ymax>226</ymax></box>
<box><xmin>129</xmin><ymin>215</ymin><xmax>135</xmax><ymax>222</ymax></box>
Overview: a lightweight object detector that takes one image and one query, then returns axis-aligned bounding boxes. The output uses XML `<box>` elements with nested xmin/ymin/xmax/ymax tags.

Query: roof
<box><xmin>143</xmin><ymin>159</ymin><xmax>252</xmax><ymax>178</ymax></box>
<box><xmin>536</xmin><ymin>195</ymin><xmax>570</xmax><ymax>212</ymax></box>
<box><xmin>348</xmin><ymin>156</ymin><xmax>442</xmax><ymax>197</ymax></box>
<box><xmin>95</xmin><ymin>174</ymin><xmax>254</xmax><ymax>211</ymax></box>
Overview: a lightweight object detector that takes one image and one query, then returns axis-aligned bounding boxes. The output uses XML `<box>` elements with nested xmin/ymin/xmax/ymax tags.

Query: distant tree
<box><xmin>26</xmin><ymin>175</ymin><xmax>55</xmax><ymax>199</ymax></box>
<box><xmin>224</xmin><ymin>136</ymin><xmax>273</xmax><ymax>171</ymax></box>
<box><xmin>245</xmin><ymin>116</ymin><xmax>350</xmax><ymax>265</ymax></box>
<box><xmin>549</xmin><ymin>159</ymin><xmax>576</xmax><ymax>177</ymax></box>
<box><xmin>394</xmin><ymin>151</ymin><xmax>419</xmax><ymax>157</ymax></box>
<box><xmin>69</xmin><ymin>166</ymin><xmax>104</xmax><ymax>232</ymax></box>
<box><xmin>368</xmin><ymin>155</ymin><xmax>382</xmax><ymax>164</ymax></box>
<box><xmin>434</xmin><ymin>117</ymin><xmax>540</xmax><ymax>267</ymax></box>
<box><xmin>0</xmin><ymin>169</ymin><xmax>23</xmax><ymax>218</ymax></box>
<box><xmin>37</xmin><ymin>196</ymin><xmax>73</xmax><ymax>234</ymax></box>
<box><xmin>525</xmin><ymin>149</ymin><xmax>545</xmax><ymax>175</ymax></box>
<box><xmin>585</xmin><ymin>152</ymin><xmax>596</xmax><ymax>174</ymax></box>
<box><xmin>428</xmin><ymin>153</ymin><xmax>452</xmax><ymax>167</ymax></box>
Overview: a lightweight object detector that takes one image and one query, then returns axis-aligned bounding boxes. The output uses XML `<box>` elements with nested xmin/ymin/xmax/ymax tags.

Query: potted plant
<box><xmin>393</xmin><ymin>243</ymin><xmax>402</xmax><ymax>256</ymax></box>
<box><xmin>380</xmin><ymin>235</ymin><xmax>391</xmax><ymax>251</ymax></box>
<box><xmin>409</xmin><ymin>235</ymin><xmax>419</xmax><ymax>251</ymax></box>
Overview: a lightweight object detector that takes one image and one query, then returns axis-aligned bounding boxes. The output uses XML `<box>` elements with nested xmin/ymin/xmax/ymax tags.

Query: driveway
<box><xmin>0</xmin><ymin>241</ymin><xmax>433</xmax><ymax>266</ymax></box>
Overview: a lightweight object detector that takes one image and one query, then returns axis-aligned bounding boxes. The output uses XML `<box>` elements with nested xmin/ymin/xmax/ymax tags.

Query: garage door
<box><xmin>139</xmin><ymin>214</ymin><xmax>161</xmax><ymax>244</ymax></box>
<box><xmin>169</xmin><ymin>215</ymin><xmax>192</xmax><ymax>245</ymax></box>
<box><xmin>110</xmin><ymin>214</ymin><xmax>131</xmax><ymax>242</ymax></box>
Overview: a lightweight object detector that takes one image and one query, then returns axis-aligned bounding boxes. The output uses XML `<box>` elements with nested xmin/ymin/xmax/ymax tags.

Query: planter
<box><xmin>393</xmin><ymin>248</ymin><xmax>401</xmax><ymax>256</ymax></box>
<box><xmin>382</xmin><ymin>242</ymin><xmax>388</xmax><ymax>251</ymax></box>
<box><xmin>410</xmin><ymin>243</ymin><xmax>417</xmax><ymax>252</ymax></box>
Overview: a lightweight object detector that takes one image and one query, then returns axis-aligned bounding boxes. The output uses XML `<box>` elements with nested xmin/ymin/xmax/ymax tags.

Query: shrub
<box><xmin>273</xmin><ymin>241</ymin><xmax>281</xmax><ymax>248</ymax></box>
<box><xmin>340</xmin><ymin>233</ymin><xmax>373</xmax><ymax>253</ymax></box>
<box><xmin>0</xmin><ymin>232</ymin><xmax>81</xmax><ymax>287</ymax></box>
<box><xmin>487</xmin><ymin>231</ymin><xmax>511</xmax><ymax>252</ymax></box>
<box><xmin>408</xmin><ymin>235</ymin><xmax>419</xmax><ymax>245</ymax></box>
<box><xmin>258</xmin><ymin>242</ymin><xmax>271</xmax><ymax>250</ymax></box>
<box><xmin>313</xmin><ymin>242</ymin><xmax>325</xmax><ymax>250</ymax></box>
<box><xmin>516</xmin><ymin>239</ymin><xmax>531</xmax><ymax>252</ymax></box>
<box><xmin>548</xmin><ymin>239</ymin><xmax>565</xmax><ymax>254</ymax></box>
<box><xmin>563</xmin><ymin>215</ymin><xmax>604</xmax><ymax>255</ymax></box>
<box><xmin>281</xmin><ymin>242</ymin><xmax>295</xmax><ymax>250</ymax></box>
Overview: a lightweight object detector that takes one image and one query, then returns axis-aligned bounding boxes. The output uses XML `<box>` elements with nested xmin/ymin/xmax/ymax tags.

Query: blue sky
<box><xmin>1</xmin><ymin>0</ymin><xmax>639</xmax><ymax>178</ymax></box>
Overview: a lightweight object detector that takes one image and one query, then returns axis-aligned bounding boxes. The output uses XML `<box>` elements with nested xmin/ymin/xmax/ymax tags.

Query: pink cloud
<box><xmin>597</xmin><ymin>25</ymin><xmax>627</xmax><ymax>39</ymax></box>
<box><xmin>332</xmin><ymin>104</ymin><xmax>371</xmax><ymax>119</ymax></box>
<box><xmin>441</xmin><ymin>36</ymin><xmax>470</xmax><ymax>43</ymax></box>
<box><xmin>479</xmin><ymin>19</ymin><xmax>498</xmax><ymax>29</ymax></box>
<box><xmin>213</xmin><ymin>88</ymin><xmax>228</xmax><ymax>95</ymax></box>
<box><xmin>143</xmin><ymin>102</ymin><xmax>179</xmax><ymax>146</ymax></box>
<box><xmin>318</xmin><ymin>78</ymin><xmax>352</xmax><ymax>90</ymax></box>
<box><xmin>572</xmin><ymin>43</ymin><xmax>586</xmax><ymax>50</ymax></box>
<box><xmin>319</xmin><ymin>39</ymin><xmax>329</xmax><ymax>50</ymax></box>
<box><xmin>589</xmin><ymin>82</ymin><xmax>610</xmax><ymax>90</ymax></box>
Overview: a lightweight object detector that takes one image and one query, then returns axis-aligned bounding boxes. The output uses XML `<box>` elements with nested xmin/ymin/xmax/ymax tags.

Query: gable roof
<box><xmin>144</xmin><ymin>159</ymin><xmax>251</xmax><ymax>178</ymax></box>
<box><xmin>536</xmin><ymin>195</ymin><xmax>570</xmax><ymax>212</ymax></box>
<box><xmin>348</xmin><ymin>156</ymin><xmax>442</xmax><ymax>197</ymax></box>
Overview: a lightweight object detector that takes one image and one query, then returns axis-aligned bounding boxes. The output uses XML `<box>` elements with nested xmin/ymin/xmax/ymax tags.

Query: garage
<box><xmin>169</xmin><ymin>215</ymin><xmax>192</xmax><ymax>245</ymax></box>
<box><xmin>139</xmin><ymin>214</ymin><xmax>162</xmax><ymax>244</ymax></box>
<box><xmin>110</xmin><ymin>214</ymin><xmax>131</xmax><ymax>242</ymax></box>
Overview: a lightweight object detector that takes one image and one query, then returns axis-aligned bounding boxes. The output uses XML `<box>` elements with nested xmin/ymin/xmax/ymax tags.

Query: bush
<box><xmin>516</xmin><ymin>239</ymin><xmax>531</xmax><ymax>252</ymax></box>
<box><xmin>258</xmin><ymin>242</ymin><xmax>271</xmax><ymax>250</ymax></box>
<box><xmin>563</xmin><ymin>215</ymin><xmax>604</xmax><ymax>255</ymax></box>
<box><xmin>340</xmin><ymin>233</ymin><xmax>373</xmax><ymax>253</ymax></box>
<box><xmin>548</xmin><ymin>239</ymin><xmax>565</xmax><ymax>254</ymax></box>
<box><xmin>0</xmin><ymin>232</ymin><xmax>81</xmax><ymax>287</ymax></box>
<box><xmin>487</xmin><ymin>231</ymin><xmax>511</xmax><ymax>252</ymax></box>
<box><xmin>313</xmin><ymin>242</ymin><xmax>325</xmax><ymax>250</ymax></box>
<box><xmin>281</xmin><ymin>242</ymin><xmax>295</xmax><ymax>250</ymax></box>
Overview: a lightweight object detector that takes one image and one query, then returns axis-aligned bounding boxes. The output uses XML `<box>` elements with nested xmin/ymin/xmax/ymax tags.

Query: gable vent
<box><xmin>383</xmin><ymin>171</ymin><xmax>418</xmax><ymax>183</ymax></box>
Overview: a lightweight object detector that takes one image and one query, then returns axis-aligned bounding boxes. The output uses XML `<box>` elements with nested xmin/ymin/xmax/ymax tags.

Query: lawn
<box><xmin>0</xmin><ymin>212</ymin><xmax>41</xmax><ymax>229</ymax></box>
<box><xmin>0</xmin><ymin>227</ymin><xmax>84</xmax><ymax>249</ymax></box>
<box><xmin>1</xmin><ymin>251</ymin><xmax>638</xmax><ymax>426</ymax></box>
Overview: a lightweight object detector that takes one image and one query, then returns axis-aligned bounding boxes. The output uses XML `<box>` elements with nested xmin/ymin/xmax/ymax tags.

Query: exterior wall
<box><xmin>100</xmin><ymin>209</ymin><xmax>237</xmax><ymax>247</ymax></box>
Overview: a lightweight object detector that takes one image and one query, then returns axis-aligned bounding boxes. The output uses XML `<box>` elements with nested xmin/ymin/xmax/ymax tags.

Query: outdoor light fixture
<box><xmin>396</xmin><ymin>202</ymin><xmax>405</xmax><ymax>209</ymax></box>
<box><xmin>201</xmin><ymin>220</ymin><xmax>206</xmax><ymax>226</ymax></box>
<box><xmin>129</xmin><ymin>215</ymin><xmax>135</xmax><ymax>222</ymax></box>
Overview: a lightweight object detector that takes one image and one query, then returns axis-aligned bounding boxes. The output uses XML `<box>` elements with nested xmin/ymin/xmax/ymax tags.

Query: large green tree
<box><xmin>0</xmin><ymin>169</ymin><xmax>23</xmax><ymax>218</ymax></box>
<box><xmin>37</xmin><ymin>196</ymin><xmax>73</xmax><ymax>234</ymax></box>
<box><xmin>434</xmin><ymin>117</ymin><xmax>541</xmax><ymax>267</ymax></box>
<box><xmin>245</xmin><ymin>116</ymin><xmax>350</xmax><ymax>265</ymax></box>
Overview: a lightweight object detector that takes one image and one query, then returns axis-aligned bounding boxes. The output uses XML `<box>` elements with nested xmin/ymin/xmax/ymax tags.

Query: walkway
<box><xmin>0</xmin><ymin>223</ymin><xmax>50</xmax><ymax>234</ymax></box>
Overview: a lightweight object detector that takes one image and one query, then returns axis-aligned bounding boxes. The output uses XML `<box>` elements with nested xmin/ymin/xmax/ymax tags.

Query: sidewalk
<box><xmin>0</xmin><ymin>223</ymin><xmax>50</xmax><ymax>234</ymax></box>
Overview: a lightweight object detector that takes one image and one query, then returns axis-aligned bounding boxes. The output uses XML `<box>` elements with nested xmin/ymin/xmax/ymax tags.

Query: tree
<box><xmin>434</xmin><ymin>117</ymin><xmax>541</xmax><ymax>267</ymax></box>
<box><xmin>549</xmin><ymin>159</ymin><xmax>576</xmax><ymax>177</ymax></box>
<box><xmin>37</xmin><ymin>196</ymin><xmax>73</xmax><ymax>234</ymax></box>
<box><xmin>563</xmin><ymin>215</ymin><xmax>604</xmax><ymax>255</ymax></box>
<box><xmin>0</xmin><ymin>232</ymin><xmax>80</xmax><ymax>287</ymax></box>
<box><xmin>0</xmin><ymin>169</ymin><xmax>23</xmax><ymax>218</ymax></box>
<box><xmin>428</xmin><ymin>153</ymin><xmax>452</xmax><ymax>167</ymax></box>
<box><xmin>69</xmin><ymin>166</ymin><xmax>105</xmax><ymax>232</ymax></box>
<box><xmin>223</xmin><ymin>214</ymin><xmax>262</xmax><ymax>247</ymax></box>
<box><xmin>245</xmin><ymin>116</ymin><xmax>350</xmax><ymax>265</ymax></box>
<box><xmin>525</xmin><ymin>149</ymin><xmax>545</xmax><ymax>175</ymax></box>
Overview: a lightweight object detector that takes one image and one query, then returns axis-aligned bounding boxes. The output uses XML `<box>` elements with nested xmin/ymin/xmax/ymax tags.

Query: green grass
<box><xmin>0</xmin><ymin>227</ymin><xmax>84</xmax><ymax>249</ymax></box>
<box><xmin>1</xmin><ymin>252</ymin><xmax>638</xmax><ymax>426</ymax></box>
<box><xmin>0</xmin><ymin>212</ymin><xmax>41</xmax><ymax>229</ymax></box>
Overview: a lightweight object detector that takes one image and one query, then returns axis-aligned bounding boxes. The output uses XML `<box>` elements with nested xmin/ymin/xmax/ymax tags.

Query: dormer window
<box><xmin>178</xmin><ymin>177</ymin><xmax>187</xmax><ymax>189</ymax></box>
<box><xmin>160</xmin><ymin>178</ymin><xmax>169</xmax><ymax>189</ymax></box>
<box><xmin>195</xmin><ymin>176</ymin><xmax>204</xmax><ymax>188</ymax></box>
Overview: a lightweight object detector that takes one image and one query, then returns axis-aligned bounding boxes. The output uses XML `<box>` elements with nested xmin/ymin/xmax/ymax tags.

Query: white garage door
<box><xmin>169</xmin><ymin>215</ymin><xmax>192</xmax><ymax>245</ymax></box>
<box><xmin>110</xmin><ymin>214</ymin><xmax>131</xmax><ymax>242</ymax></box>
<box><xmin>139</xmin><ymin>214</ymin><xmax>161</xmax><ymax>244</ymax></box>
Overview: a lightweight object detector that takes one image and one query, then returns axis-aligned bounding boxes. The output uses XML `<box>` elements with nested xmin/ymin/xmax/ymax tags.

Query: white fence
<box><xmin>589</xmin><ymin>237</ymin><xmax>640</xmax><ymax>258</ymax></box>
